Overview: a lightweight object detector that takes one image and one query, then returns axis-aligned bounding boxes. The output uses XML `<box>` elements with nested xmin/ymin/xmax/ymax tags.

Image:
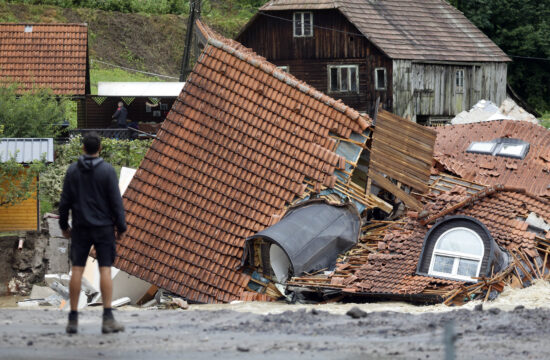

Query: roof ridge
<box><xmin>0</xmin><ymin>22</ymin><xmax>88</xmax><ymax>26</ymax></box>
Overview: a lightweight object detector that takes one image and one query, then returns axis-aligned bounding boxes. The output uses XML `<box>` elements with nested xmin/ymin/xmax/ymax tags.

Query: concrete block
<box><xmin>46</xmin><ymin>218</ymin><xmax>64</xmax><ymax>239</ymax></box>
<box><xmin>45</xmin><ymin>238</ymin><xmax>70</xmax><ymax>274</ymax></box>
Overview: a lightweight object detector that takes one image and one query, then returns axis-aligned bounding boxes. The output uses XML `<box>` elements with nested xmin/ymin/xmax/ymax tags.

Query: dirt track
<box><xmin>1</xmin><ymin>306</ymin><xmax>549</xmax><ymax>360</ymax></box>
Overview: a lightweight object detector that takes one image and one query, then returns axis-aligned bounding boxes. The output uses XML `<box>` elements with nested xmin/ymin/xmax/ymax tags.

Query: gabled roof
<box><xmin>0</xmin><ymin>23</ymin><xmax>88</xmax><ymax>95</ymax></box>
<box><xmin>116</xmin><ymin>21</ymin><xmax>371</xmax><ymax>304</ymax></box>
<box><xmin>258</xmin><ymin>0</ymin><xmax>510</xmax><ymax>62</ymax></box>
<box><xmin>0</xmin><ymin>138</ymin><xmax>54</xmax><ymax>163</ymax></box>
<box><xmin>434</xmin><ymin>120</ymin><xmax>550</xmax><ymax>197</ymax></box>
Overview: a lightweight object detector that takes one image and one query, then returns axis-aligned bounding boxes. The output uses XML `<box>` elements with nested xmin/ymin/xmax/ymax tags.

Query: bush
<box><xmin>0</xmin><ymin>157</ymin><xmax>46</xmax><ymax>207</ymax></box>
<box><xmin>0</xmin><ymin>85</ymin><xmax>70</xmax><ymax>138</ymax></box>
<box><xmin>39</xmin><ymin>136</ymin><xmax>153</xmax><ymax>212</ymax></box>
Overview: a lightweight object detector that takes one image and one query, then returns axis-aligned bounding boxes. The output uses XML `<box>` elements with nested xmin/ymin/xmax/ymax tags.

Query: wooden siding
<box><xmin>369</xmin><ymin>110</ymin><xmax>436</xmax><ymax>194</ymax></box>
<box><xmin>393</xmin><ymin>60</ymin><xmax>508</xmax><ymax>121</ymax></box>
<box><xmin>238</xmin><ymin>10</ymin><xmax>393</xmax><ymax>115</ymax></box>
<box><xmin>78</xmin><ymin>96</ymin><xmax>176</xmax><ymax>129</ymax></box>
<box><xmin>0</xmin><ymin>177</ymin><xmax>38</xmax><ymax>232</ymax></box>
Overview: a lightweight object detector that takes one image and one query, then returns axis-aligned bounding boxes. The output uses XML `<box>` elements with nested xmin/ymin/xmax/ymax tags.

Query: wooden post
<box><xmin>180</xmin><ymin>0</ymin><xmax>201</xmax><ymax>82</ymax></box>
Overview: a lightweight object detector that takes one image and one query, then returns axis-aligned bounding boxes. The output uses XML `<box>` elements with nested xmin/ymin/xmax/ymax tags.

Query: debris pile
<box><xmin>451</xmin><ymin>98</ymin><xmax>538</xmax><ymax>125</ymax></box>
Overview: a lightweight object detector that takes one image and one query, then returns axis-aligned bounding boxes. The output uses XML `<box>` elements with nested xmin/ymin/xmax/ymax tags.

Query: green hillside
<box><xmin>0</xmin><ymin>0</ymin><xmax>548</xmax><ymax>114</ymax></box>
<box><xmin>0</xmin><ymin>1</ymin><xmax>260</xmax><ymax>89</ymax></box>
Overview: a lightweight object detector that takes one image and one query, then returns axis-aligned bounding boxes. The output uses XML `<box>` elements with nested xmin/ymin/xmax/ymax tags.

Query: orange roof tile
<box><xmin>434</xmin><ymin>121</ymin><xmax>550</xmax><ymax>198</ymax></box>
<box><xmin>116</xmin><ymin>22</ymin><xmax>371</xmax><ymax>303</ymax></box>
<box><xmin>0</xmin><ymin>23</ymin><xmax>88</xmax><ymax>95</ymax></box>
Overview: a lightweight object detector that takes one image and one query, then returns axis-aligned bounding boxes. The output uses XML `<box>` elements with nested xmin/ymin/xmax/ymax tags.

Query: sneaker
<box><xmin>66</xmin><ymin>319</ymin><xmax>78</xmax><ymax>334</ymax></box>
<box><xmin>102</xmin><ymin>318</ymin><xmax>125</xmax><ymax>334</ymax></box>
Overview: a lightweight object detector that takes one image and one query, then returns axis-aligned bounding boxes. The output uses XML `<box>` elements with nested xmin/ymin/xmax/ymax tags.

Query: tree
<box><xmin>450</xmin><ymin>0</ymin><xmax>550</xmax><ymax>113</ymax></box>
<box><xmin>0</xmin><ymin>156</ymin><xmax>46</xmax><ymax>207</ymax></box>
<box><xmin>0</xmin><ymin>84</ymin><xmax>69</xmax><ymax>138</ymax></box>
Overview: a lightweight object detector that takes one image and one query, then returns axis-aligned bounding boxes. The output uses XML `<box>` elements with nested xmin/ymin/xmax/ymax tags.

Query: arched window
<box><xmin>428</xmin><ymin>227</ymin><xmax>484</xmax><ymax>281</ymax></box>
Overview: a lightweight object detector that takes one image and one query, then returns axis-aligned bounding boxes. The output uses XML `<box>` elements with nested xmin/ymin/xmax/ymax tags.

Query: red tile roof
<box><xmin>116</xmin><ymin>22</ymin><xmax>371</xmax><ymax>303</ymax></box>
<box><xmin>258</xmin><ymin>0</ymin><xmax>510</xmax><ymax>62</ymax></box>
<box><xmin>433</xmin><ymin>120</ymin><xmax>550</xmax><ymax>198</ymax></box>
<box><xmin>0</xmin><ymin>23</ymin><xmax>88</xmax><ymax>95</ymax></box>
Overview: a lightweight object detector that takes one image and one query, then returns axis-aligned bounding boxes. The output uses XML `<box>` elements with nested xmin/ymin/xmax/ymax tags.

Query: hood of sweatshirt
<box><xmin>77</xmin><ymin>155</ymin><xmax>104</xmax><ymax>171</ymax></box>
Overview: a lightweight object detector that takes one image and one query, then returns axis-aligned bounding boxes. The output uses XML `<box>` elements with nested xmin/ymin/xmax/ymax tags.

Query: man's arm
<box><xmin>58</xmin><ymin>168</ymin><xmax>72</xmax><ymax>237</ymax></box>
<box><xmin>108</xmin><ymin>167</ymin><xmax>127</xmax><ymax>235</ymax></box>
<box><xmin>112</xmin><ymin>109</ymin><xmax>120</xmax><ymax>119</ymax></box>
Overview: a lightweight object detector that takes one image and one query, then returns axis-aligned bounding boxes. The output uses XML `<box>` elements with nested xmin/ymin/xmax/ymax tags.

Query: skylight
<box><xmin>466</xmin><ymin>138</ymin><xmax>530</xmax><ymax>159</ymax></box>
<box><xmin>467</xmin><ymin>141</ymin><xmax>496</xmax><ymax>154</ymax></box>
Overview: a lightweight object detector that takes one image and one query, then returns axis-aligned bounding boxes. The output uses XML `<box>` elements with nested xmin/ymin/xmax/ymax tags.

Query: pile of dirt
<box><xmin>0</xmin><ymin>232</ymin><xmax>48</xmax><ymax>296</ymax></box>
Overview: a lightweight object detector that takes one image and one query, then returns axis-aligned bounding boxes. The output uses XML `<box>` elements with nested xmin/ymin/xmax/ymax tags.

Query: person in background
<box><xmin>112</xmin><ymin>101</ymin><xmax>128</xmax><ymax>128</ymax></box>
<box><xmin>59</xmin><ymin>132</ymin><xmax>127</xmax><ymax>334</ymax></box>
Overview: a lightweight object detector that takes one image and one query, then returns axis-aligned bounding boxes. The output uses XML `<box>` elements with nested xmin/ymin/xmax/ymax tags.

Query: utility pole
<box><xmin>180</xmin><ymin>0</ymin><xmax>201</xmax><ymax>82</ymax></box>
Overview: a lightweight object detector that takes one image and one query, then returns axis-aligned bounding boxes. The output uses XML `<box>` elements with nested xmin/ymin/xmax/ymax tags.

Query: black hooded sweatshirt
<box><xmin>59</xmin><ymin>155</ymin><xmax>127</xmax><ymax>233</ymax></box>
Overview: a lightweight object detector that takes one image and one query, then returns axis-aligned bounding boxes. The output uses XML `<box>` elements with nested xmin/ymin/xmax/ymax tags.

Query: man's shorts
<box><xmin>70</xmin><ymin>225</ymin><xmax>116</xmax><ymax>267</ymax></box>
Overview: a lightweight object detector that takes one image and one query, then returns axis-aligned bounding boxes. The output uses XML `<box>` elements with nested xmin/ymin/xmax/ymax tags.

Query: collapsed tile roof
<box><xmin>0</xmin><ymin>23</ymin><xmax>88</xmax><ymax>95</ymax></box>
<box><xmin>116</xmin><ymin>21</ymin><xmax>371</xmax><ymax>303</ymax></box>
<box><xmin>306</xmin><ymin>183</ymin><xmax>549</xmax><ymax>297</ymax></box>
<box><xmin>257</xmin><ymin>0</ymin><xmax>510</xmax><ymax>62</ymax></box>
<box><xmin>434</xmin><ymin>120</ymin><xmax>550</xmax><ymax>198</ymax></box>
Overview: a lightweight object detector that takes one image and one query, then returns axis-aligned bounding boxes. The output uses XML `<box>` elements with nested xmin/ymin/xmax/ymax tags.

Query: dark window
<box><xmin>293</xmin><ymin>12</ymin><xmax>313</xmax><ymax>37</ymax></box>
<box><xmin>455</xmin><ymin>69</ymin><xmax>464</xmax><ymax>93</ymax></box>
<box><xmin>375</xmin><ymin>68</ymin><xmax>386</xmax><ymax>90</ymax></box>
<box><xmin>328</xmin><ymin>65</ymin><xmax>359</xmax><ymax>93</ymax></box>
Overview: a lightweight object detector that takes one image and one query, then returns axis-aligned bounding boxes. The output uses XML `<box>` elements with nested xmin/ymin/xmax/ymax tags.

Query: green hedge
<box><xmin>40</xmin><ymin>136</ymin><xmax>152</xmax><ymax>214</ymax></box>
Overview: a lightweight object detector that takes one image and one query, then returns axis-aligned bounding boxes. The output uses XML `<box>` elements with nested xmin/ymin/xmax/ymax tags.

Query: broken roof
<box><xmin>434</xmin><ymin>120</ymin><xmax>550</xmax><ymax>198</ymax></box>
<box><xmin>116</xmin><ymin>21</ymin><xmax>371</xmax><ymax>303</ymax></box>
<box><xmin>0</xmin><ymin>23</ymin><xmax>88</xmax><ymax>95</ymax></box>
<box><xmin>292</xmin><ymin>181</ymin><xmax>548</xmax><ymax>298</ymax></box>
<box><xmin>257</xmin><ymin>0</ymin><xmax>510</xmax><ymax>62</ymax></box>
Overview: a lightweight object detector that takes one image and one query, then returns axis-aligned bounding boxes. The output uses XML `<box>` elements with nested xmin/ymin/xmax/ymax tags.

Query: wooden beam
<box><xmin>368</xmin><ymin>170</ymin><xmax>423</xmax><ymax>211</ymax></box>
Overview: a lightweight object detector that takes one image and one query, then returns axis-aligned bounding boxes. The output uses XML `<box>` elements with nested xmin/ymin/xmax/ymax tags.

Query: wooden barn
<box><xmin>0</xmin><ymin>138</ymin><xmax>54</xmax><ymax>232</ymax></box>
<box><xmin>237</xmin><ymin>0</ymin><xmax>511</xmax><ymax>124</ymax></box>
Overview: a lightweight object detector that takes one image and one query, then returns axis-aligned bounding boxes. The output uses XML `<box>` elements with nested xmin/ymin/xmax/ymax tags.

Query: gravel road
<box><xmin>1</xmin><ymin>305</ymin><xmax>549</xmax><ymax>360</ymax></box>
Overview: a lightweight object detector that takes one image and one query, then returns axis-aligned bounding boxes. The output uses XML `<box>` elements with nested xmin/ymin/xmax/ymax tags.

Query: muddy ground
<box><xmin>1</xmin><ymin>305</ymin><xmax>549</xmax><ymax>360</ymax></box>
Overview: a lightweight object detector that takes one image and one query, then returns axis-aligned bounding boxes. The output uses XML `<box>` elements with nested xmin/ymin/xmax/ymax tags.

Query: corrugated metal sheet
<box><xmin>0</xmin><ymin>138</ymin><xmax>54</xmax><ymax>163</ymax></box>
<box><xmin>97</xmin><ymin>82</ymin><xmax>185</xmax><ymax>97</ymax></box>
<box><xmin>369</xmin><ymin>110</ymin><xmax>435</xmax><ymax>194</ymax></box>
<box><xmin>258</xmin><ymin>0</ymin><xmax>510</xmax><ymax>62</ymax></box>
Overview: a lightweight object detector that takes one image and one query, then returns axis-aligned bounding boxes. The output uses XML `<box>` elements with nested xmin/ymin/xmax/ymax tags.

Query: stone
<box><xmin>346</xmin><ymin>307</ymin><xmax>368</xmax><ymax>319</ymax></box>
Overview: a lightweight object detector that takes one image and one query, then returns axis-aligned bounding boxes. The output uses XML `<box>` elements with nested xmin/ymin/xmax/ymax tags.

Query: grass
<box><xmin>89</xmin><ymin>63</ymin><xmax>166</xmax><ymax>95</ymax></box>
<box><xmin>541</xmin><ymin>112</ymin><xmax>550</xmax><ymax>129</ymax></box>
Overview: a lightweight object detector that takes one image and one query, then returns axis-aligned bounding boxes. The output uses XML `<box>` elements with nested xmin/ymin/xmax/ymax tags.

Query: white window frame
<box><xmin>293</xmin><ymin>12</ymin><xmax>313</xmax><ymax>37</ymax></box>
<box><xmin>455</xmin><ymin>69</ymin><xmax>464</xmax><ymax>93</ymax></box>
<box><xmin>277</xmin><ymin>65</ymin><xmax>290</xmax><ymax>73</ymax></box>
<box><xmin>428</xmin><ymin>227</ymin><xmax>484</xmax><ymax>282</ymax></box>
<box><xmin>327</xmin><ymin>65</ymin><xmax>359</xmax><ymax>93</ymax></box>
<box><xmin>374</xmin><ymin>67</ymin><xmax>387</xmax><ymax>91</ymax></box>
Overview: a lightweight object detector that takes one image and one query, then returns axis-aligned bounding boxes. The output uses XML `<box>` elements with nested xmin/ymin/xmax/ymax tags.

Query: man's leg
<box><xmin>66</xmin><ymin>266</ymin><xmax>85</xmax><ymax>334</ymax></box>
<box><xmin>99</xmin><ymin>266</ymin><xmax>112</xmax><ymax>309</ymax></box>
<box><xmin>69</xmin><ymin>266</ymin><xmax>85</xmax><ymax>310</ymax></box>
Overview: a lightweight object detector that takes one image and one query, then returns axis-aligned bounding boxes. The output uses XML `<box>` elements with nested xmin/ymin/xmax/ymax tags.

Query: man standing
<box><xmin>112</xmin><ymin>101</ymin><xmax>128</xmax><ymax>128</ymax></box>
<box><xmin>59</xmin><ymin>133</ymin><xmax>127</xmax><ymax>334</ymax></box>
